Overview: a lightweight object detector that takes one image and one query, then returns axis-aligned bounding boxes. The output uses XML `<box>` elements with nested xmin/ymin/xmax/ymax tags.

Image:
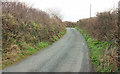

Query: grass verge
<box><xmin>75</xmin><ymin>27</ymin><xmax>118</xmax><ymax>72</ymax></box>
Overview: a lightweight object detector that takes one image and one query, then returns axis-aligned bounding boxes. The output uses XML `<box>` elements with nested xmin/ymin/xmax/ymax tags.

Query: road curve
<box><xmin>3</xmin><ymin>28</ymin><xmax>90</xmax><ymax>72</ymax></box>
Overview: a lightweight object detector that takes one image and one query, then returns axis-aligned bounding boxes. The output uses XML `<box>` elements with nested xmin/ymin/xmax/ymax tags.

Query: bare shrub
<box><xmin>2</xmin><ymin>0</ymin><xmax>65</xmax><ymax>67</ymax></box>
<box><xmin>76</xmin><ymin>9</ymin><xmax>120</xmax><ymax>71</ymax></box>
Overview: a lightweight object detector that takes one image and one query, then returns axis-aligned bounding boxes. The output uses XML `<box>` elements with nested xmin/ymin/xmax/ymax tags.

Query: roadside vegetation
<box><xmin>75</xmin><ymin>10</ymin><xmax>120</xmax><ymax>72</ymax></box>
<box><xmin>2</xmin><ymin>1</ymin><xmax>66</xmax><ymax>69</ymax></box>
<box><xmin>67</xmin><ymin>9</ymin><xmax>120</xmax><ymax>72</ymax></box>
<box><xmin>76</xmin><ymin>28</ymin><xmax>118</xmax><ymax>72</ymax></box>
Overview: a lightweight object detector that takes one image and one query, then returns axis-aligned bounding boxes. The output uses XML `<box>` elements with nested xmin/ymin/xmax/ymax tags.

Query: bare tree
<box><xmin>45</xmin><ymin>8</ymin><xmax>63</xmax><ymax>20</ymax></box>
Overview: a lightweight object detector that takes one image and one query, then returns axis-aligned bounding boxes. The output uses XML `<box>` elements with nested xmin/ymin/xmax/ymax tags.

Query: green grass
<box><xmin>50</xmin><ymin>30</ymin><xmax>66</xmax><ymax>42</ymax></box>
<box><xmin>75</xmin><ymin>27</ymin><xmax>114</xmax><ymax>72</ymax></box>
<box><xmin>36</xmin><ymin>42</ymin><xmax>49</xmax><ymax>49</ymax></box>
<box><xmin>25</xmin><ymin>45</ymin><xmax>36</xmax><ymax>54</ymax></box>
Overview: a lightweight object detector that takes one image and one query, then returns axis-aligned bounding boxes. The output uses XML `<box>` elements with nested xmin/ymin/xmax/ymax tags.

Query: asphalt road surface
<box><xmin>2</xmin><ymin>28</ymin><xmax>90</xmax><ymax>72</ymax></box>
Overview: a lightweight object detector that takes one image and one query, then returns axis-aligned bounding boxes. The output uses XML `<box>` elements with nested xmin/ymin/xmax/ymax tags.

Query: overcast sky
<box><xmin>19</xmin><ymin>0</ymin><xmax>120</xmax><ymax>22</ymax></box>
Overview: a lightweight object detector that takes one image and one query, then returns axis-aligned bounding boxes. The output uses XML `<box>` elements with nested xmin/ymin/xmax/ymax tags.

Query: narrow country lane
<box><xmin>2</xmin><ymin>28</ymin><xmax>90</xmax><ymax>72</ymax></box>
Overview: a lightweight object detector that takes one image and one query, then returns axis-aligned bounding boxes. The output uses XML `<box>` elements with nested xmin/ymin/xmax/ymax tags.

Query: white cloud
<box><xmin>19</xmin><ymin>0</ymin><xmax>120</xmax><ymax>22</ymax></box>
